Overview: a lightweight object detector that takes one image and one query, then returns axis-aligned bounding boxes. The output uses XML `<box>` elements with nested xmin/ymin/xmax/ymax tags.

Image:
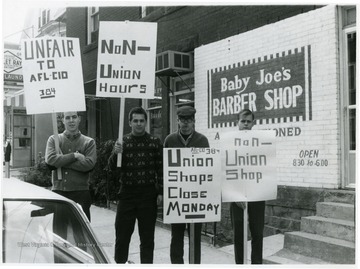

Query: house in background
<box><xmin>3</xmin><ymin>7</ymin><xmax>70</xmax><ymax>167</ymax></box>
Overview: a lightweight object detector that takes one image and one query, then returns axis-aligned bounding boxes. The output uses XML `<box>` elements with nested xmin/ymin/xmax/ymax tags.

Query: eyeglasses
<box><xmin>178</xmin><ymin>117</ymin><xmax>194</xmax><ymax>123</ymax></box>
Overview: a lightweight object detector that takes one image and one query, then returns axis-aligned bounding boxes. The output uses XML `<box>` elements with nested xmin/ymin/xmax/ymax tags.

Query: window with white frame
<box><xmin>140</xmin><ymin>6</ymin><xmax>158</xmax><ymax>18</ymax></box>
<box><xmin>87</xmin><ymin>7</ymin><xmax>99</xmax><ymax>44</ymax></box>
<box><xmin>38</xmin><ymin>9</ymin><xmax>50</xmax><ymax>28</ymax></box>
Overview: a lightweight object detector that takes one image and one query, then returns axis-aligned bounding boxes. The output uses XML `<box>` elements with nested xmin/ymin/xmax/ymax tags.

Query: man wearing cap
<box><xmin>164</xmin><ymin>105</ymin><xmax>210</xmax><ymax>264</ymax></box>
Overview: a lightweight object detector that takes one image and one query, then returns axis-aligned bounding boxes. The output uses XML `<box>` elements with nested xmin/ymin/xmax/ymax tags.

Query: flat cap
<box><xmin>177</xmin><ymin>106</ymin><xmax>196</xmax><ymax>117</ymax></box>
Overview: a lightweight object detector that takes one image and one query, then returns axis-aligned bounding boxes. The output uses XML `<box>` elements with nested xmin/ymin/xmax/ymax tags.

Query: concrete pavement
<box><xmin>90</xmin><ymin>205</ymin><xmax>284</xmax><ymax>265</ymax></box>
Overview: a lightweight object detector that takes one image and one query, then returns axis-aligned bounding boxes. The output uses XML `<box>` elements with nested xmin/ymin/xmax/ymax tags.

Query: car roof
<box><xmin>2</xmin><ymin>177</ymin><xmax>72</xmax><ymax>201</ymax></box>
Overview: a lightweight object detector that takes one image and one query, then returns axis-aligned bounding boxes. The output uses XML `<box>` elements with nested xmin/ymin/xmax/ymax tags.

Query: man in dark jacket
<box><xmin>108</xmin><ymin>107</ymin><xmax>163</xmax><ymax>264</ymax></box>
<box><xmin>164</xmin><ymin>105</ymin><xmax>209</xmax><ymax>264</ymax></box>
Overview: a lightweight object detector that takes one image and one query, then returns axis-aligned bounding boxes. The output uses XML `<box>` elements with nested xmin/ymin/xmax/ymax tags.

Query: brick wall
<box><xmin>145</xmin><ymin>6</ymin><xmax>320</xmax><ymax>53</ymax></box>
<box><xmin>195</xmin><ymin>6</ymin><xmax>339</xmax><ymax>189</ymax></box>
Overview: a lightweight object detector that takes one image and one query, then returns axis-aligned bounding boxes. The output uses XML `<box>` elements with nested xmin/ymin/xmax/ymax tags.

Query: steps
<box><xmin>263</xmin><ymin>199</ymin><xmax>355</xmax><ymax>264</ymax></box>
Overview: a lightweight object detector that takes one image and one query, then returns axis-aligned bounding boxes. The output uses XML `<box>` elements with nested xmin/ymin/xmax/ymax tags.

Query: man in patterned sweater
<box><xmin>108</xmin><ymin>107</ymin><xmax>163</xmax><ymax>264</ymax></box>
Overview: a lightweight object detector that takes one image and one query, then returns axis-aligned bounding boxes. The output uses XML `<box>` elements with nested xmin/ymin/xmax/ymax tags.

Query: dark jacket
<box><xmin>164</xmin><ymin>130</ymin><xmax>209</xmax><ymax>148</ymax></box>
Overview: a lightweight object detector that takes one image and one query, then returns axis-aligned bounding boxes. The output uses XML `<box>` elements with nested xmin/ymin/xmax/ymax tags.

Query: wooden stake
<box><xmin>243</xmin><ymin>202</ymin><xmax>248</xmax><ymax>264</ymax></box>
<box><xmin>51</xmin><ymin>113</ymin><xmax>62</xmax><ymax>179</ymax></box>
<box><xmin>117</xmin><ymin>98</ymin><xmax>125</xmax><ymax>167</ymax></box>
<box><xmin>189</xmin><ymin>223</ymin><xmax>195</xmax><ymax>264</ymax></box>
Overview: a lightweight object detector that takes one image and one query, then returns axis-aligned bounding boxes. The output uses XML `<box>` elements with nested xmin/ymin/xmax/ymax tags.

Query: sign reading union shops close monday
<box><xmin>163</xmin><ymin>148</ymin><xmax>222</xmax><ymax>224</ymax></box>
<box><xmin>208</xmin><ymin>46</ymin><xmax>312</xmax><ymax>128</ymax></box>
<box><xmin>21</xmin><ymin>37</ymin><xmax>85</xmax><ymax>114</ymax></box>
<box><xmin>96</xmin><ymin>21</ymin><xmax>157</xmax><ymax>99</ymax></box>
<box><xmin>221</xmin><ymin>130</ymin><xmax>277</xmax><ymax>202</ymax></box>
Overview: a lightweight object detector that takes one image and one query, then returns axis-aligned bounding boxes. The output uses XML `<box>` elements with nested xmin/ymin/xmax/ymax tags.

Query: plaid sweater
<box><xmin>109</xmin><ymin>132</ymin><xmax>163</xmax><ymax>193</ymax></box>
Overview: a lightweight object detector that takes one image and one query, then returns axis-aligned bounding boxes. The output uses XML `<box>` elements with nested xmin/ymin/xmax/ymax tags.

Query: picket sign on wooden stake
<box><xmin>243</xmin><ymin>202</ymin><xmax>248</xmax><ymax>264</ymax></box>
<box><xmin>51</xmin><ymin>113</ymin><xmax>62</xmax><ymax>179</ymax></box>
<box><xmin>189</xmin><ymin>223</ymin><xmax>195</xmax><ymax>264</ymax></box>
<box><xmin>117</xmin><ymin>98</ymin><xmax>125</xmax><ymax>167</ymax></box>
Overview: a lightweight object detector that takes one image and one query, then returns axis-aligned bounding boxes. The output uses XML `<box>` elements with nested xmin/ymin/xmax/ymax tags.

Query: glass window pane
<box><xmin>175</xmin><ymin>92</ymin><xmax>194</xmax><ymax>106</ymax></box>
<box><xmin>14</xmin><ymin>115</ymin><xmax>31</xmax><ymax>126</ymax></box>
<box><xmin>149</xmin><ymin>108</ymin><xmax>162</xmax><ymax>140</ymax></box>
<box><xmin>3</xmin><ymin>200</ymin><xmax>106</xmax><ymax>263</ymax></box>
<box><xmin>148</xmin><ymin>78</ymin><xmax>162</xmax><ymax>109</ymax></box>
<box><xmin>349</xmin><ymin>109</ymin><xmax>356</xmax><ymax>150</ymax></box>
<box><xmin>93</xmin><ymin>15</ymin><xmax>99</xmax><ymax>31</ymax></box>
<box><xmin>348</xmin><ymin>33</ymin><xmax>356</xmax><ymax>106</ymax></box>
<box><xmin>175</xmin><ymin>77</ymin><xmax>194</xmax><ymax>92</ymax></box>
<box><xmin>345</xmin><ymin>8</ymin><xmax>356</xmax><ymax>26</ymax></box>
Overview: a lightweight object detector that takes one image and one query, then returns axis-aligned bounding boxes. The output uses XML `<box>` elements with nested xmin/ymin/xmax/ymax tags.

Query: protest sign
<box><xmin>21</xmin><ymin>37</ymin><xmax>85</xmax><ymax>114</ymax></box>
<box><xmin>96</xmin><ymin>21</ymin><xmax>157</xmax><ymax>166</ymax></box>
<box><xmin>221</xmin><ymin>130</ymin><xmax>277</xmax><ymax>202</ymax></box>
<box><xmin>96</xmin><ymin>21</ymin><xmax>157</xmax><ymax>99</ymax></box>
<box><xmin>163</xmin><ymin>148</ymin><xmax>222</xmax><ymax>224</ymax></box>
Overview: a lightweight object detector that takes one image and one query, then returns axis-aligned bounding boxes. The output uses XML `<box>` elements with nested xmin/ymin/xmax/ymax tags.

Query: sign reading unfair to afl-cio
<box><xmin>96</xmin><ymin>21</ymin><xmax>157</xmax><ymax>99</ymax></box>
<box><xmin>21</xmin><ymin>37</ymin><xmax>85</xmax><ymax>114</ymax></box>
<box><xmin>164</xmin><ymin>148</ymin><xmax>221</xmax><ymax>224</ymax></box>
<box><xmin>221</xmin><ymin>130</ymin><xmax>277</xmax><ymax>202</ymax></box>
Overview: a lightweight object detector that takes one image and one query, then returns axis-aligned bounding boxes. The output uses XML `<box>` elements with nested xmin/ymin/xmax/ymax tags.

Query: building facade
<box><xmin>3</xmin><ymin>7</ymin><xmax>72</xmax><ymax>167</ymax></box>
<box><xmin>52</xmin><ymin>5</ymin><xmax>358</xmax><ymax>241</ymax></box>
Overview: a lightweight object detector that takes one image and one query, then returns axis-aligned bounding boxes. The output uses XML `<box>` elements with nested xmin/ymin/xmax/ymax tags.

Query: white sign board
<box><xmin>21</xmin><ymin>37</ymin><xmax>86</xmax><ymax>114</ymax></box>
<box><xmin>4</xmin><ymin>48</ymin><xmax>23</xmax><ymax>82</ymax></box>
<box><xmin>163</xmin><ymin>148</ymin><xmax>222</xmax><ymax>223</ymax></box>
<box><xmin>96</xmin><ymin>21</ymin><xmax>157</xmax><ymax>99</ymax></box>
<box><xmin>221</xmin><ymin>130</ymin><xmax>277</xmax><ymax>202</ymax></box>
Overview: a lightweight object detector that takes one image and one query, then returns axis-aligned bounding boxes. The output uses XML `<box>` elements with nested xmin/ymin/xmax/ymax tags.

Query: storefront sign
<box><xmin>4</xmin><ymin>49</ymin><xmax>23</xmax><ymax>83</ymax></box>
<box><xmin>163</xmin><ymin>148</ymin><xmax>221</xmax><ymax>223</ymax></box>
<box><xmin>21</xmin><ymin>37</ymin><xmax>85</xmax><ymax>114</ymax></box>
<box><xmin>96</xmin><ymin>21</ymin><xmax>157</xmax><ymax>99</ymax></box>
<box><xmin>221</xmin><ymin>130</ymin><xmax>277</xmax><ymax>202</ymax></box>
<box><xmin>208</xmin><ymin>46</ymin><xmax>312</xmax><ymax>128</ymax></box>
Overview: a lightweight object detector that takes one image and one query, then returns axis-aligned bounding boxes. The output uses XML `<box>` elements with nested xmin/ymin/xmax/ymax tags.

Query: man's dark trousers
<box><xmin>170</xmin><ymin>223</ymin><xmax>202</xmax><ymax>264</ymax></box>
<box><xmin>53</xmin><ymin>190</ymin><xmax>92</xmax><ymax>221</ymax></box>
<box><xmin>114</xmin><ymin>186</ymin><xmax>157</xmax><ymax>264</ymax></box>
<box><xmin>230</xmin><ymin>201</ymin><xmax>265</xmax><ymax>264</ymax></box>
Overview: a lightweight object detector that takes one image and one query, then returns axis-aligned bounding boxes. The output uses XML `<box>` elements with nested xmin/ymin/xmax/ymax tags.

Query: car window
<box><xmin>3</xmin><ymin>200</ymin><xmax>106</xmax><ymax>263</ymax></box>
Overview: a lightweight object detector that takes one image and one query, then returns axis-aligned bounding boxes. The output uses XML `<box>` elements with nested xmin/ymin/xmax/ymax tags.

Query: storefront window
<box><xmin>174</xmin><ymin>75</ymin><xmax>194</xmax><ymax>107</ymax></box>
<box><xmin>348</xmin><ymin>32</ymin><xmax>356</xmax><ymax>151</ymax></box>
<box><xmin>147</xmin><ymin>78</ymin><xmax>163</xmax><ymax>140</ymax></box>
<box><xmin>348</xmin><ymin>33</ymin><xmax>356</xmax><ymax>106</ymax></box>
<box><xmin>341</xmin><ymin>6</ymin><xmax>356</xmax><ymax>187</ymax></box>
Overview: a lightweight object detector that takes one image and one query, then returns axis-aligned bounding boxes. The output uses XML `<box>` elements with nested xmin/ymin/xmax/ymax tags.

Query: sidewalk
<box><xmin>3</xmin><ymin>168</ymin><xmax>284</xmax><ymax>265</ymax></box>
<box><xmin>90</xmin><ymin>205</ymin><xmax>284</xmax><ymax>264</ymax></box>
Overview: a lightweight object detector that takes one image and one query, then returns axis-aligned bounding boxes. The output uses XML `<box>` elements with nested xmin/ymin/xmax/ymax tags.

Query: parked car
<box><xmin>2</xmin><ymin>178</ymin><xmax>110</xmax><ymax>263</ymax></box>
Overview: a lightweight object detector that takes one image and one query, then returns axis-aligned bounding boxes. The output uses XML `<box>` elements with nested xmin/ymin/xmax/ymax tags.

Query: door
<box><xmin>12</xmin><ymin>111</ymin><xmax>32</xmax><ymax>167</ymax></box>
<box><xmin>340</xmin><ymin>7</ymin><xmax>356</xmax><ymax>188</ymax></box>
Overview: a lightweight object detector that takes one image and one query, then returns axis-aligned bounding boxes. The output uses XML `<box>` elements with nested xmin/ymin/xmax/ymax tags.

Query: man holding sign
<box><xmin>230</xmin><ymin>109</ymin><xmax>266</xmax><ymax>264</ymax></box>
<box><xmin>164</xmin><ymin>106</ymin><xmax>210</xmax><ymax>264</ymax></box>
<box><xmin>45</xmin><ymin>111</ymin><xmax>97</xmax><ymax>221</ymax></box>
<box><xmin>108</xmin><ymin>107</ymin><xmax>163</xmax><ymax>264</ymax></box>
